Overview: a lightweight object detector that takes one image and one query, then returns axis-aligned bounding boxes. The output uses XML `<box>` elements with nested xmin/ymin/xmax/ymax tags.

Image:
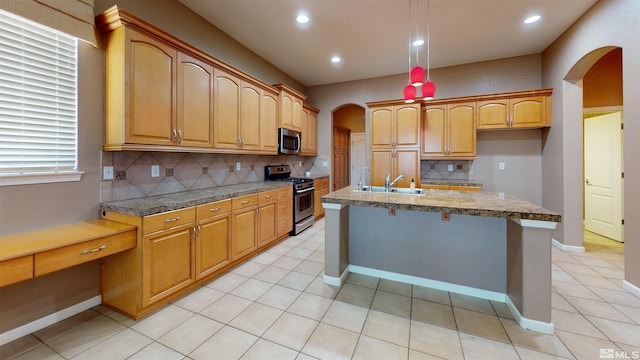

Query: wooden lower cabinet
<box><xmin>277</xmin><ymin>187</ymin><xmax>293</xmax><ymax>236</ymax></box>
<box><xmin>142</xmin><ymin>224</ymin><xmax>194</xmax><ymax>307</ymax></box>
<box><xmin>101</xmin><ymin>189</ymin><xmax>292</xmax><ymax>319</ymax></box>
<box><xmin>421</xmin><ymin>184</ymin><xmax>482</xmax><ymax>191</ymax></box>
<box><xmin>314</xmin><ymin>177</ymin><xmax>330</xmax><ymax>219</ymax></box>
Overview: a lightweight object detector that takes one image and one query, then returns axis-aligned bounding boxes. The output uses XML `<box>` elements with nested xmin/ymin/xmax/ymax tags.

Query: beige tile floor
<box><xmin>2</xmin><ymin>221</ymin><xmax>639</xmax><ymax>360</ymax></box>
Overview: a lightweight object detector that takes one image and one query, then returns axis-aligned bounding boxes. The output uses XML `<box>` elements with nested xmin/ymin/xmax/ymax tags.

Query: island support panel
<box><xmin>322</xmin><ymin>203</ymin><xmax>350</xmax><ymax>285</ymax></box>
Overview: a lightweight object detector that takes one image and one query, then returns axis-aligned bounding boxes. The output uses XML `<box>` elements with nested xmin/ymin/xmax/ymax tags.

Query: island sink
<box><xmin>354</xmin><ymin>185</ymin><xmax>425</xmax><ymax>195</ymax></box>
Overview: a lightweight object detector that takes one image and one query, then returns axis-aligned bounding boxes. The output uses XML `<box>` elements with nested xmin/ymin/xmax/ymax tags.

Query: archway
<box><xmin>331</xmin><ymin>104</ymin><xmax>366</xmax><ymax>190</ymax></box>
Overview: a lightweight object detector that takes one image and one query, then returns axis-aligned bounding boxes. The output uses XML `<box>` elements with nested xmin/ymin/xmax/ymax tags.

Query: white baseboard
<box><xmin>623</xmin><ymin>280</ymin><xmax>640</xmax><ymax>298</ymax></box>
<box><xmin>348</xmin><ymin>265</ymin><xmax>506</xmax><ymax>302</ymax></box>
<box><xmin>0</xmin><ymin>295</ymin><xmax>102</xmax><ymax>346</ymax></box>
<box><xmin>552</xmin><ymin>238</ymin><xmax>585</xmax><ymax>253</ymax></box>
<box><xmin>323</xmin><ymin>268</ymin><xmax>349</xmax><ymax>286</ymax></box>
<box><xmin>505</xmin><ymin>296</ymin><xmax>554</xmax><ymax>334</ymax></box>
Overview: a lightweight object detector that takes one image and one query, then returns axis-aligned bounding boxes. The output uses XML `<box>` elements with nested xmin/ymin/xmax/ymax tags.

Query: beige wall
<box><xmin>307</xmin><ymin>54</ymin><xmax>544</xmax><ymax>203</ymax></box>
<box><xmin>541</xmin><ymin>0</ymin><xmax>639</xmax><ymax>288</ymax></box>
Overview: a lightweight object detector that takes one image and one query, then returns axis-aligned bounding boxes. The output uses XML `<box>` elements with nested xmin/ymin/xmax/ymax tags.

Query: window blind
<box><xmin>0</xmin><ymin>9</ymin><xmax>78</xmax><ymax>175</ymax></box>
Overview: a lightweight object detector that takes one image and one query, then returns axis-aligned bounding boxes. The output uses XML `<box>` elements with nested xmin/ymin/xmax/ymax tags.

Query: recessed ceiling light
<box><xmin>524</xmin><ymin>15</ymin><xmax>541</xmax><ymax>24</ymax></box>
<box><xmin>331</xmin><ymin>56</ymin><xmax>341</xmax><ymax>63</ymax></box>
<box><xmin>412</xmin><ymin>39</ymin><xmax>424</xmax><ymax>47</ymax></box>
<box><xmin>296</xmin><ymin>14</ymin><xmax>309</xmax><ymax>24</ymax></box>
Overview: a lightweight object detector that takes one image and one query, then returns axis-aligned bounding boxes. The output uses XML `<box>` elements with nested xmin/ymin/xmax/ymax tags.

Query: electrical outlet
<box><xmin>298</xmin><ymin>161</ymin><xmax>302</xmax><ymax>167</ymax></box>
<box><xmin>322</xmin><ymin>161</ymin><xmax>328</xmax><ymax>167</ymax></box>
<box><xmin>499</xmin><ymin>162</ymin><xmax>505</xmax><ymax>170</ymax></box>
<box><xmin>236</xmin><ymin>162</ymin><xmax>241</xmax><ymax>171</ymax></box>
<box><xmin>447</xmin><ymin>164</ymin><xmax>454</xmax><ymax>172</ymax></box>
<box><xmin>103</xmin><ymin>166</ymin><xmax>114</xmax><ymax>180</ymax></box>
<box><xmin>499</xmin><ymin>192</ymin><xmax>505</xmax><ymax>200</ymax></box>
<box><xmin>151</xmin><ymin>165</ymin><xmax>160</xmax><ymax>177</ymax></box>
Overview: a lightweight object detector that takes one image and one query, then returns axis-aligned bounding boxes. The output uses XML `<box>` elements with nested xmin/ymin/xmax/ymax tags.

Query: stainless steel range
<box><xmin>265</xmin><ymin>165</ymin><xmax>315</xmax><ymax>235</ymax></box>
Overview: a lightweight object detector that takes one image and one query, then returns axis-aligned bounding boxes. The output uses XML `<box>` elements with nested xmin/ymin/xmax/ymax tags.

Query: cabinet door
<box><xmin>231</xmin><ymin>207</ymin><xmax>257</xmax><ymax>260</ymax></box>
<box><xmin>395</xmin><ymin>104</ymin><xmax>420</xmax><ymax>147</ymax></box>
<box><xmin>213</xmin><ymin>69</ymin><xmax>240</xmax><ymax>149</ymax></box>
<box><xmin>307</xmin><ymin>111</ymin><xmax>318</xmax><ymax>155</ymax></box>
<box><xmin>292</xmin><ymin>97</ymin><xmax>303</xmax><ymax>131</ymax></box>
<box><xmin>370</xmin><ymin>149</ymin><xmax>393</xmax><ymax>186</ymax></box>
<box><xmin>279</xmin><ymin>92</ymin><xmax>293</xmax><ymax>130</ymax></box>
<box><xmin>313</xmin><ymin>188</ymin><xmax>322</xmax><ymax>218</ymax></box>
<box><xmin>261</xmin><ymin>92</ymin><xmax>278</xmax><ymax>152</ymax></box>
<box><xmin>126</xmin><ymin>30</ymin><xmax>176</xmax><ymax>145</ymax></box>
<box><xmin>477</xmin><ymin>99</ymin><xmax>509</xmax><ymax>129</ymax></box>
<box><xmin>394</xmin><ymin>149</ymin><xmax>420</xmax><ymax>188</ymax></box>
<box><xmin>196</xmin><ymin>214</ymin><xmax>230</xmax><ymax>279</ymax></box>
<box><xmin>142</xmin><ymin>226</ymin><xmax>194</xmax><ymax>306</ymax></box>
<box><xmin>370</xmin><ymin>107</ymin><xmax>394</xmax><ymax>147</ymax></box>
<box><xmin>257</xmin><ymin>202</ymin><xmax>277</xmax><ymax>247</ymax></box>
<box><xmin>511</xmin><ymin>96</ymin><xmax>546</xmax><ymax>128</ymax></box>
<box><xmin>240</xmin><ymin>83</ymin><xmax>262</xmax><ymax>150</ymax></box>
<box><xmin>422</xmin><ymin>105</ymin><xmax>446</xmax><ymax>157</ymax></box>
<box><xmin>448</xmin><ymin>102</ymin><xmax>476</xmax><ymax>157</ymax></box>
<box><xmin>177</xmin><ymin>53</ymin><xmax>213</xmax><ymax>147</ymax></box>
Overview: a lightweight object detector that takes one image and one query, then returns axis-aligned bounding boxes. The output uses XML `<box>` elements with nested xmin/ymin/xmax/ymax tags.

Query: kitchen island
<box><xmin>321</xmin><ymin>186</ymin><xmax>561</xmax><ymax>334</ymax></box>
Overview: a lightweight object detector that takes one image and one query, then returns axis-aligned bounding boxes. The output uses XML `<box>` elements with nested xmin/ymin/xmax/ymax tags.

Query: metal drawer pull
<box><xmin>241</xmin><ymin>200</ymin><xmax>250</xmax><ymax>204</ymax></box>
<box><xmin>265</xmin><ymin>195</ymin><xmax>272</xmax><ymax>199</ymax></box>
<box><xmin>164</xmin><ymin>217</ymin><xmax>180</xmax><ymax>223</ymax></box>
<box><xmin>209</xmin><ymin>207</ymin><xmax>221</xmax><ymax>212</ymax></box>
<box><xmin>80</xmin><ymin>245</ymin><xmax>107</xmax><ymax>255</ymax></box>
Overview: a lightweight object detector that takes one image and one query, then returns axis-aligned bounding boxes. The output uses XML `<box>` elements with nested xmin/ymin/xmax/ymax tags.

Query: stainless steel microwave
<box><xmin>278</xmin><ymin>128</ymin><xmax>301</xmax><ymax>154</ymax></box>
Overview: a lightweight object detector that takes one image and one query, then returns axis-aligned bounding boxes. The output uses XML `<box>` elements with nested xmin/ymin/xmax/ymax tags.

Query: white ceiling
<box><xmin>177</xmin><ymin>0</ymin><xmax>598</xmax><ymax>87</ymax></box>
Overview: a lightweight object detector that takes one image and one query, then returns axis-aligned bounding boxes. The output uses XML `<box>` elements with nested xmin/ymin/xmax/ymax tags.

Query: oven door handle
<box><xmin>295</xmin><ymin>187</ymin><xmax>315</xmax><ymax>194</ymax></box>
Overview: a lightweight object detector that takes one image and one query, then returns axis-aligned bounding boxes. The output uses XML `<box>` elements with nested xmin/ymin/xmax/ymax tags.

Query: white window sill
<box><xmin>0</xmin><ymin>171</ymin><xmax>84</xmax><ymax>187</ymax></box>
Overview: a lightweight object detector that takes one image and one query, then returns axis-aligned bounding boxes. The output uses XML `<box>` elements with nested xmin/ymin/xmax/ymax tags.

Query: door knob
<box><xmin>585</xmin><ymin>179</ymin><xmax>591</xmax><ymax>185</ymax></box>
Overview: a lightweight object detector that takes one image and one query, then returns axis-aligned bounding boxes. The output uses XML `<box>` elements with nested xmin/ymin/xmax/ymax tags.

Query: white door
<box><xmin>584</xmin><ymin>112</ymin><xmax>623</xmax><ymax>242</ymax></box>
<box><xmin>350</xmin><ymin>133</ymin><xmax>367</xmax><ymax>186</ymax></box>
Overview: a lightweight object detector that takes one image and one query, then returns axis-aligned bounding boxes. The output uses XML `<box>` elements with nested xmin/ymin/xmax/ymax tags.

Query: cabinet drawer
<box><xmin>258</xmin><ymin>190</ymin><xmax>278</xmax><ymax>204</ymax></box>
<box><xmin>232</xmin><ymin>194</ymin><xmax>258</xmax><ymax>210</ymax></box>
<box><xmin>277</xmin><ymin>187</ymin><xmax>293</xmax><ymax>199</ymax></box>
<box><xmin>277</xmin><ymin>216</ymin><xmax>292</xmax><ymax>235</ymax></box>
<box><xmin>143</xmin><ymin>208</ymin><xmax>195</xmax><ymax>234</ymax></box>
<box><xmin>34</xmin><ymin>229</ymin><xmax>136</xmax><ymax>277</ymax></box>
<box><xmin>316</xmin><ymin>178</ymin><xmax>329</xmax><ymax>188</ymax></box>
<box><xmin>196</xmin><ymin>199</ymin><xmax>231</xmax><ymax>220</ymax></box>
<box><xmin>277</xmin><ymin>201</ymin><xmax>293</xmax><ymax>216</ymax></box>
<box><xmin>0</xmin><ymin>255</ymin><xmax>34</xmax><ymax>287</ymax></box>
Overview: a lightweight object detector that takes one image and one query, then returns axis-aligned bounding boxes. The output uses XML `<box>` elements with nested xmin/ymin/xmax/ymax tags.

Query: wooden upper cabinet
<box><xmin>301</xmin><ymin>104</ymin><xmax>319</xmax><ymax>156</ymax></box>
<box><xmin>477</xmin><ymin>91</ymin><xmax>551</xmax><ymax>130</ymax></box>
<box><xmin>213</xmin><ymin>69</ymin><xmax>241</xmax><ymax>149</ymax></box>
<box><xmin>239</xmin><ymin>82</ymin><xmax>262</xmax><ymax>150</ymax></box>
<box><xmin>422</xmin><ymin>102</ymin><xmax>476</xmax><ymax>159</ymax></box>
<box><xmin>275</xmin><ymin>84</ymin><xmax>305</xmax><ymax>131</ymax></box>
<box><xmin>261</xmin><ymin>91</ymin><xmax>279</xmax><ymax>153</ymax></box>
<box><xmin>125</xmin><ymin>29</ymin><xmax>176</xmax><ymax>146</ymax></box>
<box><xmin>177</xmin><ymin>53</ymin><xmax>214</xmax><ymax>147</ymax></box>
<box><xmin>370</xmin><ymin>104</ymin><xmax>420</xmax><ymax>148</ymax></box>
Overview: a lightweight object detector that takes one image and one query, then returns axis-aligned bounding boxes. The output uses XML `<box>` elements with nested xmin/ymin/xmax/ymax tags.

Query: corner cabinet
<box><xmin>422</xmin><ymin>102</ymin><xmax>476</xmax><ymax>159</ymax></box>
<box><xmin>368</xmin><ymin>102</ymin><xmax>420</xmax><ymax>187</ymax></box>
<box><xmin>477</xmin><ymin>90</ymin><xmax>552</xmax><ymax>130</ymax></box>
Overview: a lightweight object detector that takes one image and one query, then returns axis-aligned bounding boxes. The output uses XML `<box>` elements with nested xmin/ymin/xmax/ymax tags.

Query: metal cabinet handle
<box><xmin>172</xmin><ymin>129</ymin><xmax>177</xmax><ymax>143</ymax></box>
<box><xmin>265</xmin><ymin>195</ymin><xmax>272</xmax><ymax>199</ymax></box>
<box><xmin>209</xmin><ymin>207</ymin><xmax>221</xmax><ymax>212</ymax></box>
<box><xmin>197</xmin><ymin>224</ymin><xmax>201</xmax><ymax>237</ymax></box>
<box><xmin>177</xmin><ymin>129</ymin><xmax>182</xmax><ymax>144</ymax></box>
<box><xmin>241</xmin><ymin>200</ymin><xmax>250</xmax><ymax>204</ymax></box>
<box><xmin>80</xmin><ymin>245</ymin><xmax>106</xmax><ymax>255</ymax></box>
<box><xmin>164</xmin><ymin>216</ymin><xmax>180</xmax><ymax>223</ymax></box>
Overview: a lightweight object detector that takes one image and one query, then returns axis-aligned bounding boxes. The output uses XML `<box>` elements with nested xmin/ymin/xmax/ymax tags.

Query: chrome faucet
<box><xmin>385</xmin><ymin>173</ymin><xmax>403</xmax><ymax>192</ymax></box>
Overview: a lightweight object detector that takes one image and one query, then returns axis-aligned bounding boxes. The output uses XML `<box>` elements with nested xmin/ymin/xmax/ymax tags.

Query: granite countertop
<box><xmin>100</xmin><ymin>181</ymin><xmax>292</xmax><ymax>217</ymax></box>
<box><xmin>421</xmin><ymin>179</ymin><xmax>483</xmax><ymax>187</ymax></box>
<box><xmin>321</xmin><ymin>185</ymin><xmax>561</xmax><ymax>222</ymax></box>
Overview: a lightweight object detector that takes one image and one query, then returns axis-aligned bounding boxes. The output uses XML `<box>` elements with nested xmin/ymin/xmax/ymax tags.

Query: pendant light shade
<box><xmin>410</xmin><ymin>66</ymin><xmax>424</xmax><ymax>87</ymax></box>
<box><xmin>404</xmin><ymin>85</ymin><xmax>417</xmax><ymax>103</ymax></box>
<box><xmin>422</xmin><ymin>80</ymin><xmax>436</xmax><ymax>100</ymax></box>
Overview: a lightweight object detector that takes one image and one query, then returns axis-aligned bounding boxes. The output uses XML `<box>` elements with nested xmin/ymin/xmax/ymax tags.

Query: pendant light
<box><xmin>422</xmin><ymin>0</ymin><xmax>436</xmax><ymax>100</ymax></box>
<box><xmin>403</xmin><ymin>0</ymin><xmax>416</xmax><ymax>103</ymax></box>
<box><xmin>410</xmin><ymin>0</ymin><xmax>424</xmax><ymax>87</ymax></box>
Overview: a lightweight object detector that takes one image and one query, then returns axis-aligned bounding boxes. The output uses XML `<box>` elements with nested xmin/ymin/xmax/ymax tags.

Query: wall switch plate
<box><xmin>151</xmin><ymin>165</ymin><xmax>160</xmax><ymax>177</ymax></box>
<box><xmin>103</xmin><ymin>166</ymin><xmax>114</xmax><ymax>180</ymax></box>
<box><xmin>236</xmin><ymin>162</ymin><xmax>241</xmax><ymax>171</ymax></box>
<box><xmin>499</xmin><ymin>162</ymin><xmax>505</xmax><ymax>170</ymax></box>
<box><xmin>447</xmin><ymin>164</ymin><xmax>454</xmax><ymax>172</ymax></box>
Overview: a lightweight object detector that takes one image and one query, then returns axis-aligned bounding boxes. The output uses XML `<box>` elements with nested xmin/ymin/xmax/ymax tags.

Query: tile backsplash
<box><xmin>100</xmin><ymin>151</ymin><xmax>327</xmax><ymax>202</ymax></box>
<box><xmin>420</xmin><ymin>160</ymin><xmax>473</xmax><ymax>180</ymax></box>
